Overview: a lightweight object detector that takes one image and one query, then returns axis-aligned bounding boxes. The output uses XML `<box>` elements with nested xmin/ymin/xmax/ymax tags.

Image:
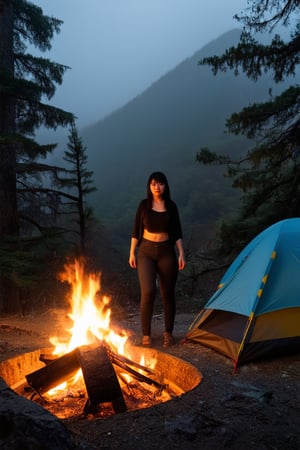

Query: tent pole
<box><xmin>233</xmin><ymin>311</ymin><xmax>255</xmax><ymax>372</ymax></box>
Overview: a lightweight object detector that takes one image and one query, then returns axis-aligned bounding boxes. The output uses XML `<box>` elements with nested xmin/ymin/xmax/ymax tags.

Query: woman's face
<box><xmin>150</xmin><ymin>179</ymin><xmax>165</xmax><ymax>197</ymax></box>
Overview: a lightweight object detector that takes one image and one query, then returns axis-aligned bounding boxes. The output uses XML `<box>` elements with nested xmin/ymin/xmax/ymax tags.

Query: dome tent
<box><xmin>186</xmin><ymin>219</ymin><xmax>300</xmax><ymax>369</ymax></box>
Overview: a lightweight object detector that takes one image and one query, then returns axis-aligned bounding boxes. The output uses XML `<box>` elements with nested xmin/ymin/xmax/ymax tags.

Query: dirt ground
<box><xmin>0</xmin><ymin>307</ymin><xmax>299</xmax><ymax>450</ymax></box>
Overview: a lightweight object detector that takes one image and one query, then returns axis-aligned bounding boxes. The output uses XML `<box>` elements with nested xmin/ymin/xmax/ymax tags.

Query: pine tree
<box><xmin>196</xmin><ymin>0</ymin><xmax>300</xmax><ymax>254</ymax></box>
<box><xmin>0</xmin><ymin>0</ymin><xmax>74</xmax><ymax>312</ymax></box>
<box><xmin>57</xmin><ymin>122</ymin><xmax>96</xmax><ymax>255</ymax></box>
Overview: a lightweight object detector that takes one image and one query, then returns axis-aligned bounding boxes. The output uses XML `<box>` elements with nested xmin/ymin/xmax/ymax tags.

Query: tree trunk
<box><xmin>0</xmin><ymin>0</ymin><xmax>21</xmax><ymax>313</ymax></box>
<box><xmin>0</xmin><ymin>0</ymin><xmax>18</xmax><ymax>234</ymax></box>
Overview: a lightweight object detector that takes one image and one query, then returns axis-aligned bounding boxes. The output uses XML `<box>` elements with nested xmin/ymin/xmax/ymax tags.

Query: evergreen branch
<box><xmin>14</xmin><ymin>53</ymin><xmax>70</xmax><ymax>99</ymax></box>
<box><xmin>17</xmin><ymin>187</ymin><xmax>79</xmax><ymax>202</ymax></box>
<box><xmin>16</xmin><ymin>99</ymin><xmax>74</xmax><ymax>133</ymax></box>
<box><xmin>200</xmin><ymin>32</ymin><xmax>300</xmax><ymax>82</ymax></box>
<box><xmin>235</xmin><ymin>0</ymin><xmax>298</xmax><ymax>32</ymax></box>
<box><xmin>13</xmin><ymin>0</ymin><xmax>63</xmax><ymax>52</ymax></box>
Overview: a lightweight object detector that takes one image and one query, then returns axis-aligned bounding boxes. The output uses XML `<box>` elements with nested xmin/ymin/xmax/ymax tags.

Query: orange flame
<box><xmin>50</xmin><ymin>258</ymin><xmax>128</xmax><ymax>356</ymax></box>
<box><xmin>47</xmin><ymin>258</ymin><xmax>157</xmax><ymax>398</ymax></box>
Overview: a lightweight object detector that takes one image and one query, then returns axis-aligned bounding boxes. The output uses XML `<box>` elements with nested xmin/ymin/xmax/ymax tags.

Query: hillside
<box><xmin>82</xmin><ymin>29</ymin><xmax>284</xmax><ymax>250</ymax></box>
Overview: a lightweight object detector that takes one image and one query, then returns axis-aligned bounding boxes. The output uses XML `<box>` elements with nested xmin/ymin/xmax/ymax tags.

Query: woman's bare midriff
<box><xmin>143</xmin><ymin>229</ymin><xmax>169</xmax><ymax>242</ymax></box>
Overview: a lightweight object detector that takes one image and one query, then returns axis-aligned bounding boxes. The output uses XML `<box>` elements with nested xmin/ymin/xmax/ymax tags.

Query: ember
<box><xmin>0</xmin><ymin>346</ymin><xmax>202</xmax><ymax>419</ymax></box>
<box><xmin>0</xmin><ymin>259</ymin><xmax>202</xmax><ymax>419</ymax></box>
<box><xmin>24</xmin><ymin>342</ymin><xmax>186</xmax><ymax>418</ymax></box>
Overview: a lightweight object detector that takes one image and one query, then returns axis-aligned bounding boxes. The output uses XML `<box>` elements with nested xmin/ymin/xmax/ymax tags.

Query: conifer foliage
<box><xmin>58</xmin><ymin>122</ymin><xmax>96</xmax><ymax>255</ymax></box>
<box><xmin>0</xmin><ymin>1</ymin><xmax>74</xmax><ymax>312</ymax></box>
<box><xmin>197</xmin><ymin>0</ymin><xmax>300</xmax><ymax>253</ymax></box>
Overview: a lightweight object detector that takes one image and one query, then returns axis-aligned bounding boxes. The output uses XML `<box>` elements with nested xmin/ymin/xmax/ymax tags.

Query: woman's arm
<box><xmin>175</xmin><ymin>238</ymin><xmax>186</xmax><ymax>270</ymax></box>
<box><xmin>129</xmin><ymin>237</ymin><xmax>139</xmax><ymax>268</ymax></box>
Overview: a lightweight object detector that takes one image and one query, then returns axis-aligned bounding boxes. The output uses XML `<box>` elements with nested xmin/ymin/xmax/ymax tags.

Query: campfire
<box><xmin>8</xmin><ymin>259</ymin><xmax>201</xmax><ymax>419</ymax></box>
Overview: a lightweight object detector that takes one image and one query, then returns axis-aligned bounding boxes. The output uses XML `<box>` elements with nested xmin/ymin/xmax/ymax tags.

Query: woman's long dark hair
<box><xmin>146</xmin><ymin>171</ymin><xmax>171</xmax><ymax>208</ymax></box>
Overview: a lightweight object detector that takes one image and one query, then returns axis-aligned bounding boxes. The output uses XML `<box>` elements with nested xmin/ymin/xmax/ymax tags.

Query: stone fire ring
<box><xmin>0</xmin><ymin>347</ymin><xmax>202</xmax><ymax>449</ymax></box>
<box><xmin>0</xmin><ymin>346</ymin><xmax>202</xmax><ymax>396</ymax></box>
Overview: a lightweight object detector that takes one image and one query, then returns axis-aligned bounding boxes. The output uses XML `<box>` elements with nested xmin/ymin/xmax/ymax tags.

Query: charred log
<box><xmin>26</xmin><ymin>349</ymin><xmax>80</xmax><ymax>395</ymax></box>
<box><xmin>76</xmin><ymin>344</ymin><xmax>127</xmax><ymax>413</ymax></box>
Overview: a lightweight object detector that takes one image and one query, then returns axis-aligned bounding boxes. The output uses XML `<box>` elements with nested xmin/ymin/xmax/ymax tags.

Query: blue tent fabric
<box><xmin>206</xmin><ymin>219</ymin><xmax>300</xmax><ymax>315</ymax></box>
<box><xmin>187</xmin><ymin>218</ymin><xmax>300</xmax><ymax>366</ymax></box>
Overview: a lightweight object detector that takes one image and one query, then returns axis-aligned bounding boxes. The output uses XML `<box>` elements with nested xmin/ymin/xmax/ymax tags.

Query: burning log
<box><xmin>39</xmin><ymin>353</ymin><xmax>58</xmax><ymax>365</ymax></box>
<box><xmin>109</xmin><ymin>350</ymin><xmax>167</xmax><ymax>391</ymax></box>
<box><xmin>25</xmin><ymin>343</ymin><xmax>175</xmax><ymax>415</ymax></box>
<box><xmin>106</xmin><ymin>347</ymin><xmax>156</xmax><ymax>376</ymax></box>
<box><xmin>76</xmin><ymin>344</ymin><xmax>127</xmax><ymax>414</ymax></box>
<box><xmin>26</xmin><ymin>349</ymin><xmax>80</xmax><ymax>395</ymax></box>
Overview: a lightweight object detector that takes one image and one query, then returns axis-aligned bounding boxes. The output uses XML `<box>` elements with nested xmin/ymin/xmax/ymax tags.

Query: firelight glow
<box><xmin>50</xmin><ymin>259</ymin><xmax>128</xmax><ymax>357</ymax></box>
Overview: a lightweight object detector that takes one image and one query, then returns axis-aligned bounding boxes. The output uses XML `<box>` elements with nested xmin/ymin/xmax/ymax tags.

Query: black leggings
<box><xmin>137</xmin><ymin>239</ymin><xmax>178</xmax><ymax>336</ymax></box>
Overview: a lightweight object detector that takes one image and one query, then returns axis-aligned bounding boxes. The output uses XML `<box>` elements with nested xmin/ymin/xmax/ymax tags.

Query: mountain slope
<box><xmin>82</xmin><ymin>29</ymin><xmax>283</xmax><ymax>246</ymax></box>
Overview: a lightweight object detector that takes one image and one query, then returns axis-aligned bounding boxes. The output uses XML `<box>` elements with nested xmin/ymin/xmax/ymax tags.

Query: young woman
<box><xmin>129</xmin><ymin>171</ymin><xmax>185</xmax><ymax>347</ymax></box>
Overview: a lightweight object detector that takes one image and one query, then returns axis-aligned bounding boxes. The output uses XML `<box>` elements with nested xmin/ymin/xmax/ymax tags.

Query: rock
<box><xmin>0</xmin><ymin>378</ymin><xmax>78</xmax><ymax>450</ymax></box>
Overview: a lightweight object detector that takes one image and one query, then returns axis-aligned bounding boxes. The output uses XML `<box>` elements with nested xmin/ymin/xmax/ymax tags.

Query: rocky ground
<box><xmin>0</xmin><ymin>307</ymin><xmax>300</xmax><ymax>450</ymax></box>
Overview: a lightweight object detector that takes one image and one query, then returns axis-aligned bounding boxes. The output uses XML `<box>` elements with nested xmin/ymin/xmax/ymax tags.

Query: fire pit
<box><xmin>0</xmin><ymin>345</ymin><xmax>202</xmax><ymax>419</ymax></box>
<box><xmin>0</xmin><ymin>259</ymin><xmax>202</xmax><ymax>419</ymax></box>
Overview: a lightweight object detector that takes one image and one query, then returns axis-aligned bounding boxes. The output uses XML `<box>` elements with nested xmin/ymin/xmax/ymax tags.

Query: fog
<box><xmin>32</xmin><ymin>0</ymin><xmax>248</xmax><ymax>128</ymax></box>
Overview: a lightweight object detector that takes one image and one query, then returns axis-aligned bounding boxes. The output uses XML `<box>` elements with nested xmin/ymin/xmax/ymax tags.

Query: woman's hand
<box><xmin>178</xmin><ymin>254</ymin><xmax>186</xmax><ymax>270</ymax></box>
<box><xmin>175</xmin><ymin>239</ymin><xmax>186</xmax><ymax>270</ymax></box>
<box><xmin>129</xmin><ymin>254</ymin><xmax>137</xmax><ymax>269</ymax></box>
<box><xmin>129</xmin><ymin>238</ymin><xmax>138</xmax><ymax>269</ymax></box>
